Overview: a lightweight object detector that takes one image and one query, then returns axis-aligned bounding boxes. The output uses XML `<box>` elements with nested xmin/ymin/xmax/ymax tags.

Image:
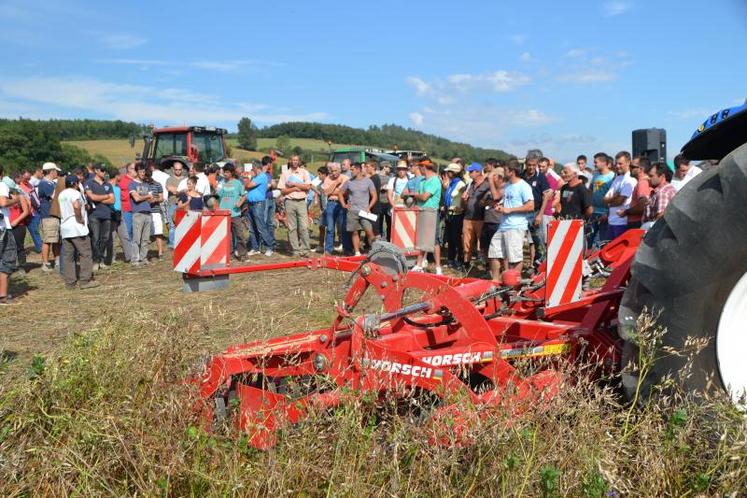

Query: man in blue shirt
<box><xmin>489</xmin><ymin>160</ymin><xmax>534</xmax><ymax>282</ymax></box>
<box><xmin>243</xmin><ymin>164</ymin><xmax>273</xmax><ymax>256</ymax></box>
<box><xmin>522</xmin><ymin>152</ymin><xmax>551</xmax><ymax>267</ymax></box>
<box><xmin>37</xmin><ymin>162</ymin><xmax>62</xmax><ymax>271</ymax></box>
<box><xmin>83</xmin><ymin>164</ymin><xmax>115</xmax><ymax>270</ymax></box>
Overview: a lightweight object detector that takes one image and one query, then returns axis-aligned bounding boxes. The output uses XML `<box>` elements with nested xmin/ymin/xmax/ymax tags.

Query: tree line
<box><xmin>254</xmin><ymin>121</ymin><xmax>514</xmax><ymax>161</ymax></box>
<box><xmin>0</xmin><ymin>119</ymin><xmax>118</xmax><ymax>174</ymax></box>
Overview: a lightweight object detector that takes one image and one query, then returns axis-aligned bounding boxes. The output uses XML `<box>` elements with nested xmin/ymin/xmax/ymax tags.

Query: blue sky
<box><xmin>1</xmin><ymin>0</ymin><xmax>745</xmax><ymax>161</ymax></box>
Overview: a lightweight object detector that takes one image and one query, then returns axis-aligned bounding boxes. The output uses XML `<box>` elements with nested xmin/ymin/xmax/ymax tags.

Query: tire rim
<box><xmin>717</xmin><ymin>270</ymin><xmax>747</xmax><ymax>407</ymax></box>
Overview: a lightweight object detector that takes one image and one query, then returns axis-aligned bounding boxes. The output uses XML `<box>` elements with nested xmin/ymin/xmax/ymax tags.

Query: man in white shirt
<box><xmin>58</xmin><ymin>175</ymin><xmax>99</xmax><ymax>290</ymax></box>
<box><xmin>603</xmin><ymin>151</ymin><xmax>638</xmax><ymax>240</ymax></box>
<box><xmin>178</xmin><ymin>163</ymin><xmax>210</xmax><ymax>196</ymax></box>
<box><xmin>0</xmin><ymin>165</ymin><xmax>20</xmax><ymax>304</ymax></box>
<box><xmin>670</xmin><ymin>154</ymin><xmax>702</xmax><ymax>192</ymax></box>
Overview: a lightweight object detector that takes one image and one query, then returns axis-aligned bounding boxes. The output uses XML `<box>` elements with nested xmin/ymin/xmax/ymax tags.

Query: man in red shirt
<box><xmin>118</xmin><ymin>162</ymin><xmax>136</xmax><ymax>262</ymax></box>
<box><xmin>620</xmin><ymin>157</ymin><xmax>652</xmax><ymax>229</ymax></box>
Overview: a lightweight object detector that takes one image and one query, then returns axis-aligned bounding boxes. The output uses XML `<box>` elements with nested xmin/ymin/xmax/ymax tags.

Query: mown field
<box><xmin>63</xmin><ymin>137</ymin><xmax>357</xmax><ymax>168</ymax></box>
<box><xmin>1</xmin><ymin>241</ymin><xmax>746</xmax><ymax>496</ymax></box>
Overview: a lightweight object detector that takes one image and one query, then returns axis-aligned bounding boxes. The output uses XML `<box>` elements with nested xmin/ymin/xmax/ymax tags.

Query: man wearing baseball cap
<box><xmin>37</xmin><ymin>162</ymin><xmax>63</xmax><ymax>271</ymax></box>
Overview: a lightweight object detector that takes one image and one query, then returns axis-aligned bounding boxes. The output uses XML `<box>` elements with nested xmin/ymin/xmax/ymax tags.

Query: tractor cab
<box><xmin>143</xmin><ymin>126</ymin><xmax>228</xmax><ymax>170</ymax></box>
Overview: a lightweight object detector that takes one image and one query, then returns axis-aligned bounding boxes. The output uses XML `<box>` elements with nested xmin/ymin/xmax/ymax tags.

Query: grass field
<box><xmin>1</xmin><ymin>239</ymin><xmax>746</xmax><ymax>495</ymax></box>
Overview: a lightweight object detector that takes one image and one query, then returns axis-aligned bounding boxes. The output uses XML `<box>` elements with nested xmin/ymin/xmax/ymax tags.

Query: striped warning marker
<box><xmin>173</xmin><ymin>211</ymin><xmax>202</xmax><ymax>274</ymax></box>
<box><xmin>391</xmin><ymin>207</ymin><xmax>418</xmax><ymax>250</ymax></box>
<box><xmin>200</xmin><ymin>214</ymin><xmax>230</xmax><ymax>270</ymax></box>
<box><xmin>545</xmin><ymin>219</ymin><xmax>584</xmax><ymax>308</ymax></box>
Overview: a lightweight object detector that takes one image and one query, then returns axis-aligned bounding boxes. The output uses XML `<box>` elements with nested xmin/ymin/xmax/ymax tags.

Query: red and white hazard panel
<box><xmin>391</xmin><ymin>206</ymin><xmax>419</xmax><ymax>250</ymax></box>
<box><xmin>545</xmin><ymin>219</ymin><xmax>584</xmax><ymax>308</ymax></box>
<box><xmin>173</xmin><ymin>211</ymin><xmax>231</xmax><ymax>274</ymax></box>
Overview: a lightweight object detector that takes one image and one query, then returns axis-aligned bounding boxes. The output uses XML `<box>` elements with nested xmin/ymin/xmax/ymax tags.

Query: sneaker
<box><xmin>99</xmin><ymin>263</ymin><xmax>110</xmax><ymax>269</ymax></box>
<box><xmin>16</xmin><ymin>268</ymin><xmax>27</xmax><ymax>276</ymax></box>
<box><xmin>334</xmin><ymin>244</ymin><xmax>343</xmax><ymax>252</ymax></box>
<box><xmin>435</xmin><ymin>266</ymin><xmax>443</xmax><ymax>276</ymax></box>
<box><xmin>92</xmin><ymin>262</ymin><xmax>100</xmax><ymax>272</ymax></box>
<box><xmin>247</xmin><ymin>250</ymin><xmax>260</xmax><ymax>256</ymax></box>
<box><xmin>234</xmin><ymin>250</ymin><xmax>239</xmax><ymax>258</ymax></box>
<box><xmin>41</xmin><ymin>263</ymin><xmax>53</xmax><ymax>272</ymax></box>
<box><xmin>410</xmin><ymin>265</ymin><xmax>423</xmax><ymax>273</ymax></box>
<box><xmin>131</xmin><ymin>261</ymin><xmax>142</xmax><ymax>267</ymax></box>
<box><xmin>79</xmin><ymin>281</ymin><xmax>100</xmax><ymax>290</ymax></box>
<box><xmin>264</xmin><ymin>250</ymin><xmax>273</xmax><ymax>257</ymax></box>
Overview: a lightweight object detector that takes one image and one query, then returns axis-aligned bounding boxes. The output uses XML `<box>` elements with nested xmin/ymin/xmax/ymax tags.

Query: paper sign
<box><xmin>311</xmin><ymin>177</ymin><xmax>322</xmax><ymax>187</ymax></box>
<box><xmin>243</xmin><ymin>164</ymin><xmax>253</xmax><ymax>172</ymax></box>
<box><xmin>359</xmin><ymin>210</ymin><xmax>378</xmax><ymax>222</ymax></box>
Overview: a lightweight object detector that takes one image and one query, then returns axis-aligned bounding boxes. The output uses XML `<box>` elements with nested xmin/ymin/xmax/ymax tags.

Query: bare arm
<box><xmin>0</xmin><ymin>193</ymin><xmax>19</xmax><ymax>208</ymax></box>
<box><xmin>11</xmin><ymin>195</ymin><xmax>30</xmax><ymax>227</ymax></box>
<box><xmin>73</xmin><ymin>199</ymin><xmax>84</xmax><ymax>225</ymax></box>
<box><xmin>368</xmin><ymin>187</ymin><xmax>377</xmax><ymax>212</ymax></box>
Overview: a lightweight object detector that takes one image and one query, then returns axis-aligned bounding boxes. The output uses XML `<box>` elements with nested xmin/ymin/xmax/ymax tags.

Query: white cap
<box><xmin>42</xmin><ymin>162</ymin><xmax>62</xmax><ymax>172</ymax></box>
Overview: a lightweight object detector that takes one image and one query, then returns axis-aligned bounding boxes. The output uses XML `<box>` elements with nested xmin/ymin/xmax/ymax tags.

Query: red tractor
<box><xmin>141</xmin><ymin>125</ymin><xmax>228</xmax><ymax>170</ymax></box>
<box><xmin>191</xmin><ymin>103</ymin><xmax>747</xmax><ymax>448</ymax></box>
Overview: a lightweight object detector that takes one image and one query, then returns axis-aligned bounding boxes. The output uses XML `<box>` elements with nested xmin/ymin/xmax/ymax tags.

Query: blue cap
<box><xmin>64</xmin><ymin>174</ymin><xmax>79</xmax><ymax>188</ymax></box>
<box><xmin>466</xmin><ymin>162</ymin><xmax>482</xmax><ymax>173</ymax></box>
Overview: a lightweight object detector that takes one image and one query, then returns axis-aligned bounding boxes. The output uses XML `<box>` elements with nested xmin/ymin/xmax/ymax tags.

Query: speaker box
<box><xmin>632</xmin><ymin>128</ymin><xmax>666</xmax><ymax>163</ymax></box>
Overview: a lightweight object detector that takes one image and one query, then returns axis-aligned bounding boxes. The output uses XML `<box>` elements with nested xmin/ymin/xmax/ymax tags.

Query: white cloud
<box><xmin>409</xmin><ymin>112</ymin><xmax>424</xmax><ymax>127</ymax></box>
<box><xmin>555</xmin><ymin>49</ymin><xmax>633</xmax><ymax>85</ymax></box>
<box><xmin>0</xmin><ymin>76</ymin><xmax>327</xmax><ymax>126</ymax></box>
<box><xmin>97</xmin><ymin>58</ymin><xmax>284</xmax><ymax>73</ymax></box>
<box><xmin>99</xmin><ymin>33</ymin><xmax>147</xmax><ymax>49</ymax></box>
<box><xmin>602</xmin><ymin>1</ymin><xmax>631</xmax><ymax>16</ymax></box>
<box><xmin>407</xmin><ymin>70</ymin><xmax>531</xmax><ymax>105</ymax></box>
<box><xmin>406</xmin><ymin>76</ymin><xmax>432</xmax><ymax>97</ymax></box>
<box><xmin>520</xmin><ymin>52</ymin><xmax>532</xmax><ymax>62</ymax></box>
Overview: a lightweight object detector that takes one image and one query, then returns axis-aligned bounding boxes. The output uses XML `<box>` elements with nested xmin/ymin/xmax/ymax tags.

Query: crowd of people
<box><xmin>0</xmin><ymin>148</ymin><xmax>705</xmax><ymax>304</ymax></box>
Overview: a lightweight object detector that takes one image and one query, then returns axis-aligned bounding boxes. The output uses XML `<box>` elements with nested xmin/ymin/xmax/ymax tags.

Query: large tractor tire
<box><xmin>619</xmin><ymin>142</ymin><xmax>747</xmax><ymax>406</ymax></box>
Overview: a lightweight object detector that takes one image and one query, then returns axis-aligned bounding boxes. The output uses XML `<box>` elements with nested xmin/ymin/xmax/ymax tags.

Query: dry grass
<box><xmin>1</xmin><ymin>249</ymin><xmax>746</xmax><ymax>496</ymax></box>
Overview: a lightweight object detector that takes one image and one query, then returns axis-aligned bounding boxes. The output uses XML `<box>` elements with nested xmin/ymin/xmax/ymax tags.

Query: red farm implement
<box><xmin>193</xmin><ymin>223</ymin><xmax>645</xmax><ymax>449</ymax></box>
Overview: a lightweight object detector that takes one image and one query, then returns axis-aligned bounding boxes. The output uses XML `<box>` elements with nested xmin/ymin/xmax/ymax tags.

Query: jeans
<box><xmin>284</xmin><ymin>199</ymin><xmax>310</xmax><ymax>254</ymax></box>
<box><xmin>131</xmin><ymin>212</ymin><xmax>152</xmax><ymax>263</ymax></box>
<box><xmin>264</xmin><ymin>198</ymin><xmax>275</xmax><ymax>250</ymax></box>
<box><xmin>89</xmin><ymin>217</ymin><xmax>111</xmax><ymax>264</ymax></box>
<box><xmin>28</xmin><ymin>212</ymin><xmax>42</xmax><ymax>253</ymax></box>
<box><xmin>608</xmin><ymin>224</ymin><xmax>628</xmax><ymax>240</ymax></box>
<box><xmin>167</xmin><ymin>202</ymin><xmax>178</xmax><ymax>248</ymax></box>
<box><xmin>123</xmin><ymin>211</ymin><xmax>134</xmax><ymax>239</ymax></box>
<box><xmin>587</xmin><ymin>213</ymin><xmax>609</xmax><ymax>248</ymax></box>
<box><xmin>324</xmin><ymin>200</ymin><xmax>346</xmax><ymax>253</ymax></box>
<box><xmin>246</xmin><ymin>201</ymin><xmax>272</xmax><ymax>251</ymax></box>
<box><xmin>62</xmin><ymin>236</ymin><xmax>93</xmax><ymax>286</ymax></box>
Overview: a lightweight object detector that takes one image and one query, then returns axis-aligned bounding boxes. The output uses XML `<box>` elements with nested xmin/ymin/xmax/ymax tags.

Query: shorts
<box><xmin>489</xmin><ymin>229</ymin><xmax>524</xmax><ymax>263</ymax></box>
<box><xmin>346</xmin><ymin>211</ymin><xmax>373</xmax><ymax>232</ymax></box>
<box><xmin>0</xmin><ymin>229</ymin><xmax>18</xmax><ymax>275</ymax></box>
<box><xmin>41</xmin><ymin>217</ymin><xmax>60</xmax><ymax>244</ymax></box>
<box><xmin>416</xmin><ymin>208</ymin><xmax>438</xmax><ymax>253</ymax></box>
<box><xmin>151</xmin><ymin>212</ymin><xmax>164</xmax><ymax>236</ymax></box>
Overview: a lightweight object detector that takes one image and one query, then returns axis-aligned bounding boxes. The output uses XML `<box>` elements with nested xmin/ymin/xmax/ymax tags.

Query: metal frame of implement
<box><xmin>194</xmin><ymin>229</ymin><xmax>644</xmax><ymax>449</ymax></box>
